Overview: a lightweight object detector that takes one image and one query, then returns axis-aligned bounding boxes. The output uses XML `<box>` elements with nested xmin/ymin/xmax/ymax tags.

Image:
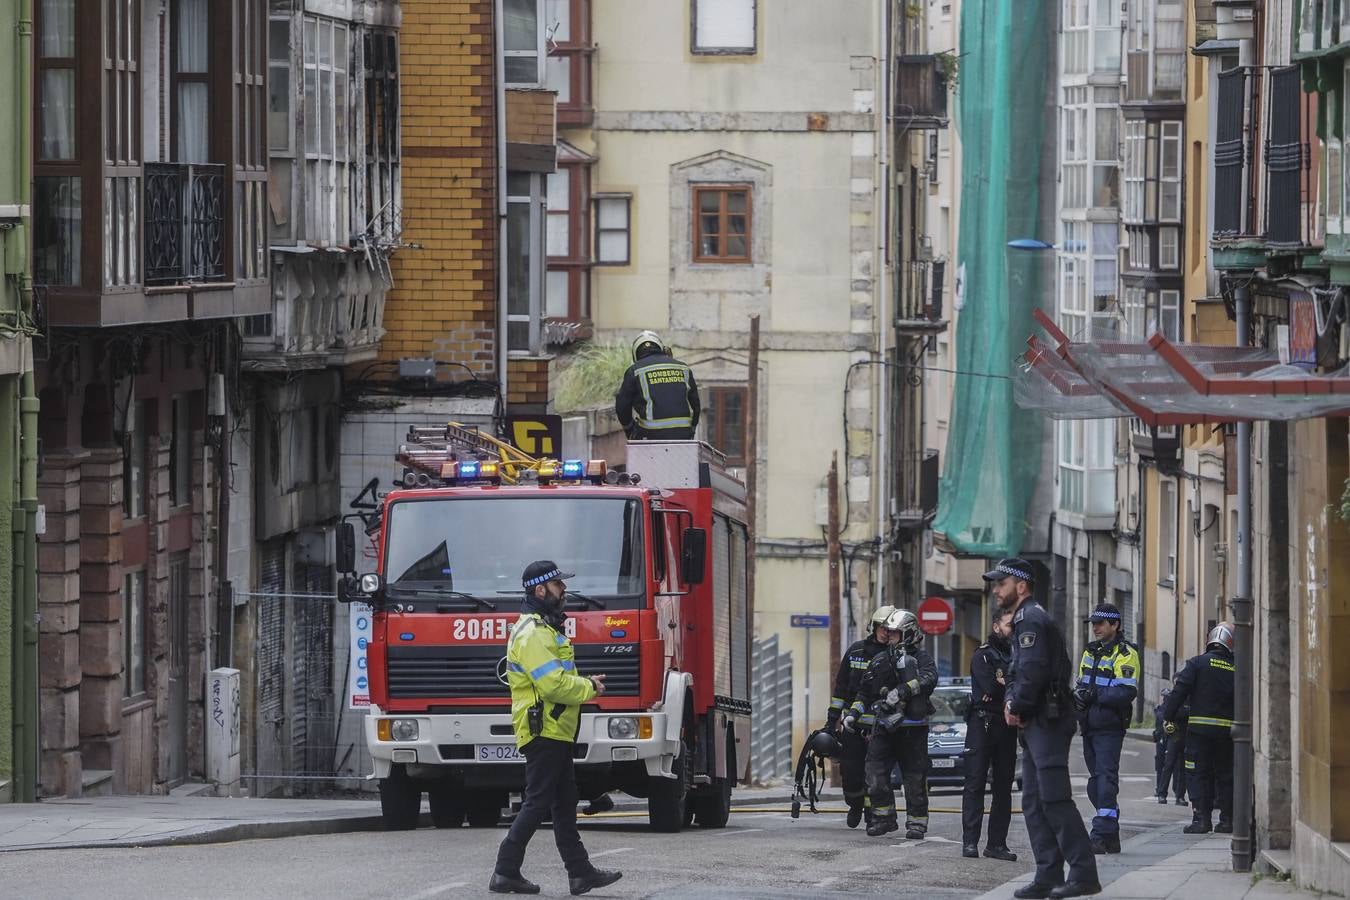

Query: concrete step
<box><xmin>1258</xmin><ymin>847</ymin><xmax>1293</xmax><ymax>876</ymax></box>
<box><xmin>81</xmin><ymin>769</ymin><xmax>113</xmax><ymax>798</ymax></box>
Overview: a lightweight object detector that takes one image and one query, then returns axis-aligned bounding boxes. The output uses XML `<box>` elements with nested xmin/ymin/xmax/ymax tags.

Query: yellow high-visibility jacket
<box><xmin>506</xmin><ymin>612</ymin><xmax>596</xmax><ymax>747</ymax></box>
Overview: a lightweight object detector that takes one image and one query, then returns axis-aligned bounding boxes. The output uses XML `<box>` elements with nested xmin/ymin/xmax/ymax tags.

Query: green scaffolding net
<box><xmin>932</xmin><ymin>0</ymin><xmax>1050</xmax><ymax>558</ymax></box>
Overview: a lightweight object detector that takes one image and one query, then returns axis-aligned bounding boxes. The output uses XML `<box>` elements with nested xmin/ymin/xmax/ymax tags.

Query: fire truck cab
<box><xmin>337</xmin><ymin>432</ymin><xmax>752</xmax><ymax>833</ymax></box>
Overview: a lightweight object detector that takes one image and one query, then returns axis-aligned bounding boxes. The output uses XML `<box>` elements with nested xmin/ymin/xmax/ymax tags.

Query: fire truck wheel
<box><xmin>647</xmin><ymin>737</ymin><xmax>691</xmax><ymax>833</ymax></box>
<box><xmin>428</xmin><ymin>784</ymin><xmax>466</xmax><ymax>829</ymax></box>
<box><xmin>380</xmin><ymin>767</ymin><xmax>425</xmax><ymax>830</ymax></box>
<box><xmin>466</xmin><ymin>791</ymin><xmax>505</xmax><ymax>827</ymax></box>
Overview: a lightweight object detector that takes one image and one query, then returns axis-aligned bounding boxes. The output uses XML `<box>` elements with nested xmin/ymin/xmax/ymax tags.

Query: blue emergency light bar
<box><xmin>561</xmin><ymin>459</ymin><xmax>584</xmax><ymax>478</ymax></box>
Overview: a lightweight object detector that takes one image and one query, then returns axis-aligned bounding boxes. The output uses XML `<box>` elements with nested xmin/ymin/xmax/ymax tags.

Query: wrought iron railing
<box><xmin>144</xmin><ymin>162</ymin><xmax>226</xmax><ymax>285</ymax></box>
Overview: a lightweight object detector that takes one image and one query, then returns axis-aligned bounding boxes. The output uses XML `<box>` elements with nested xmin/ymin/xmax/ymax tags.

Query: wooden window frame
<box><xmin>546</xmin><ymin>160</ymin><xmax>592</xmax><ymax>322</ymax></box>
<box><xmin>706</xmin><ymin>386</ymin><xmax>748</xmax><ymax>466</ymax></box>
<box><xmin>545</xmin><ymin>0</ymin><xmax>593</xmax><ymax>125</ymax></box>
<box><xmin>692</xmin><ymin>185</ymin><xmax>751</xmax><ymax>264</ymax></box>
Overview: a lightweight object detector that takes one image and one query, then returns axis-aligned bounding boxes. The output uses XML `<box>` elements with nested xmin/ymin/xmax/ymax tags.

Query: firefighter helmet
<box><xmin>807</xmin><ymin>729</ymin><xmax>841</xmax><ymax>759</ymax></box>
<box><xmin>632</xmin><ymin>330</ymin><xmax>664</xmax><ymax>361</ymax></box>
<box><xmin>884</xmin><ymin>609</ymin><xmax>922</xmax><ymax>647</ymax></box>
<box><xmin>870</xmin><ymin>605</ymin><xmax>897</xmax><ymax>630</ymax></box>
<box><xmin>1206</xmin><ymin>622</ymin><xmax>1235</xmax><ymax>653</ymax></box>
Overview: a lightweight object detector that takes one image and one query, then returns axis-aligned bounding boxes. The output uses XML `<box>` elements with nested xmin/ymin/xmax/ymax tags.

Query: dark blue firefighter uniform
<box><xmin>1163</xmin><ymin>647</ymin><xmax>1235</xmax><ymax>828</ymax></box>
<box><xmin>1007</xmin><ymin>602</ymin><xmax>1098</xmax><ymax>890</ymax></box>
<box><xmin>826</xmin><ymin>635</ymin><xmax>890</xmax><ymax>817</ymax></box>
<box><xmin>1075</xmin><ymin>638</ymin><xmax>1140</xmax><ymax>843</ymax></box>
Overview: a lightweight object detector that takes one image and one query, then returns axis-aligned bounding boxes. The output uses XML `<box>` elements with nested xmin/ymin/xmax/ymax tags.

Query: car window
<box><xmin>930</xmin><ymin>687</ymin><xmax>971</xmax><ymax>722</ymax></box>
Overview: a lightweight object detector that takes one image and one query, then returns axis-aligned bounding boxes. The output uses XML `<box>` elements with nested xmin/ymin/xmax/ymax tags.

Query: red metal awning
<box><xmin>1014</xmin><ymin>309</ymin><xmax>1350</xmax><ymax>425</ymax></box>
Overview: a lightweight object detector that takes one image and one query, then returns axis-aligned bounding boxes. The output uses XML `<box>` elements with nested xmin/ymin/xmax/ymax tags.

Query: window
<box><xmin>123</xmin><ymin>400</ymin><xmax>149</xmax><ymax>520</ymax></box>
<box><xmin>705</xmin><ymin>387</ymin><xmax>747</xmax><ymax>465</ymax></box>
<box><xmin>1159</xmin><ymin>227</ymin><xmax>1179</xmax><ymax>269</ymax></box>
<box><xmin>1300</xmin><ymin>0</ymin><xmax>1321</xmax><ymax>54</ymax></box>
<box><xmin>1122</xmin><ymin>286</ymin><xmax>1180</xmax><ymax>340</ymax></box>
<box><xmin>544</xmin><ymin>0</ymin><xmax>593</xmax><ymax>122</ymax></box>
<box><xmin>692</xmin><ymin>0</ymin><xmax>755</xmax><ymax>54</ymax></box>
<box><xmin>1093</xmin><ymin>100</ymin><xmax>1119</xmax><ymax>208</ymax></box>
<box><xmin>1158</xmin><ymin>289</ymin><xmax>1181</xmax><ymax>340</ymax></box>
<box><xmin>169</xmin><ymin>395</ymin><xmax>192</xmax><ymax>507</ymax></box>
<box><xmin>303</xmin><ymin>16</ymin><xmax>351</xmax><ymax>246</ymax></box>
<box><xmin>545</xmin><ymin>157</ymin><xmax>592</xmax><ymax>323</ymax></box>
<box><xmin>123</xmin><ymin>570</ymin><xmax>147</xmax><ymax>698</ymax></box>
<box><xmin>1160</xmin><ymin>121</ymin><xmax>1182</xmax><ymax>222</ymax></box>
<box><xmin>268</xmin><ymin>15</ymin><xmax>295</xmax><ymax>243</ymax></box>
<box><xmin>505</xmin><ymin>0</ymin><xmax>544</xmax><ymax>85</ymax></box>
<box><xmin>1058</xmin><ymin>418</ymin><xmax>1114</xmax><ymax>516</ymax></box>
<box><xmin>1063</xmin><ymin>0</ymin><xmax>1087</xmax><ymax>75</ymax></box>
<box><xmin>507</xmin><ymin>173</ymin><xmax>545</xmax><ymax>352</ymax></box>
<box><xmin>37</xmin><ymin>0</ymin><xmax>76</xmax><ymax>161</ymax></box>
<box><xmin>1061</xmin><ymin>87</ymin><xmax>1088</xmax><ymax>209</ymax></box>
<box><xmin>365</xmin><ymin>31</ymin><xmax>401</xmax><ymax>242</ymax></box>
<box><xmin>1091</xmin><ymin>223</ymin><xmax>1117</xmax><ymax>326</ymax></box>
<box><xmin>595</xmin><ymin>194</ymin><xmax>631</xmax><ymax>265</ymax></box>
<box><xmin>174</xmin><ymin>0</ymin><xmax>209</xmax><ymax>162</ymax></box>
<box><xmin>32</xmin><ymin>177</ymin><xmax>81</xmax><ymax>286</ymax></box>
<box><xmin>693</xmin><ymin>186</ymin><xmax>751</xmax><ymax>263</ymax></box>
<box><xmin>235</xmin><ymin>0</ymin><xmax>267</xmax><ymax>282</ymax></box>
<box><xmin>105</xmin><ymin>0</ymin><xmax>141</xmax><ymax>289</ymax></box>
<box><xmin>1092</xmin><ymin>0</ymin><xmax>1120</xmax><ymax>74</ymax></box>
<box><xmin>1124</xmin><ymin>120</ymin><xmax>1145</xmax><ymax>223</ymax></box>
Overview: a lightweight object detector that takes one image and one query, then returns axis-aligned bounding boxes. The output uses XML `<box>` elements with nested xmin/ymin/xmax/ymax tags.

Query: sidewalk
<box><xmin>0</xmin><ymin>793</ymin><xmax>384</xmax><ymax>852</ymax></box>
<box><xmin>974</xmin><ymin>827</ymin><xmax>1327</xmax><ymax>900</ymax></box>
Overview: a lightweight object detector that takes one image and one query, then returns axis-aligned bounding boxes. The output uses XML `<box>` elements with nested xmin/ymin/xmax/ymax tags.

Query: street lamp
<box><xmin>1006</xmin><ymin>238</ymin><xmax>1085</xmax><ymax>252</ymax></box>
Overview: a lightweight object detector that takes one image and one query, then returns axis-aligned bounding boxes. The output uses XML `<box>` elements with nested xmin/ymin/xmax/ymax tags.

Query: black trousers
<box><xmin>1154</xmin><ymin>726</ymin><xmax>1187</xmax><ymax>800</ymax></box>
<box><xmin>961</xmin><ymin>715</ymin><xmax>1017</xmax><ymax>847</ymax></box>
<box><xmin>838</xmin><ymin>730</ymin><xmax>868</xmax><ymax>811</ymax></box>
<box><xmin>1185</xmin><ymin>727</ymin><xmax>1233</xmax><ymax>820</ymax></box>
<box><xmin>495</xmin><ymin>738</ymin><xmax>592</xmax><ymax>878</ymax></box>
<box><xmin>1020</xmin><ymin>716</ymin><xmax>1098</xmax><ymax>887</ymax></box>
<box><xmin>864</xmin><ymin>726</ymin><xmax>930</xmax><ymax>833</ymax></box>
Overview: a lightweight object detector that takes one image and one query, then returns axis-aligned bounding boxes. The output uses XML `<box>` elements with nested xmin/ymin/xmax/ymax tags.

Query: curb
<box><xmin>0</xmin><ymin>811</ymin><xmax>389</xmax><ymax>853</ymax></box>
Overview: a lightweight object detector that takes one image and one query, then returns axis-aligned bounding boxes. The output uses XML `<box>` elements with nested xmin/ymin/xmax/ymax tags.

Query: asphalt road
<box><xmin>0</xmin><ymin>735</ymin><xmax>1193</xmax><ymax>899</ymax></box>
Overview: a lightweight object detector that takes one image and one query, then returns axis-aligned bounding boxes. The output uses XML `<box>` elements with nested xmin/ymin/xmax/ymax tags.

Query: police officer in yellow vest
<box><xmin>615</xmin><ymin>331</ymin><xmax>701</xmax><ymax>440</ymax></box>
<box><xmin>490</xmin><ymin>561</ymin><xmax>622</xmax><ymax>897</ymax></box>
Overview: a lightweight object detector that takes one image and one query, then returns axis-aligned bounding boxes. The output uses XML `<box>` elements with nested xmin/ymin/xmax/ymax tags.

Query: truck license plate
<box><xmin>931</xmin><ymin>757</ymin><xmax>957</xmax><ymax>768</ymax></box>
<box><xmin>476</xmin><ymin>744</ymin><xmax>524</xmax><ymax>762</ymax></box>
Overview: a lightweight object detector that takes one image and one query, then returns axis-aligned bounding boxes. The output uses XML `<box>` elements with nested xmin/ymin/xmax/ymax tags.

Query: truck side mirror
<box><xmin>336</xmin><ymin>522</ymin><xmax>356</xmax><ymax>574</ymax></box>
<box><xmin>680</xmin><ymin>527</ymin><xmax>707</xmax><ymax>585</ymax></box>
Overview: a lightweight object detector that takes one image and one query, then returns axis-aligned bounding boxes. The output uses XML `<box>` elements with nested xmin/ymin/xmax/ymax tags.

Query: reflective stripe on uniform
<box><xmin>635</xmin><ymin>364</ymin><xmax>694</xmax><ymax>430</ymax></box>
<box><xmin>850</xmin><ymin>660</ymin><xmax>870</xmax><ymax>669</ymax></box>
<box><xmin>1184</xmin><ymin>760</ymin><xmax>1196</xmax><ymax>769</ymax></box>
<box><xmin>530</xmin><ymin>658</ymin><xmax>563</xmax><ymax>680</ymax></box>
<box><xmin>829</xmin><ymin>697</ymin><xmax>847</xmax><ymax>710</ymax></box>
<box><xmin>859</xmin><ymin>714</ymin><xmax>876</xmax><ymax>725</ymax></box>
<box><xmin>1096</xmin><ymin>808</ymin><xmax>1119</xmax><ymax>818</ymax></box>
<box><xmin>1188</xmin><ymin>715</ymin><xmax>1233</xmax><ymax>728</ymax></box>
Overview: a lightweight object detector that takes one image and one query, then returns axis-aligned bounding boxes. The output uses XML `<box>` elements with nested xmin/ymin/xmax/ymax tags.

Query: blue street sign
<box><xmin>790</xmin><ymin>614</ymin><xmax>830</xmax><ymax>629</ymax></box>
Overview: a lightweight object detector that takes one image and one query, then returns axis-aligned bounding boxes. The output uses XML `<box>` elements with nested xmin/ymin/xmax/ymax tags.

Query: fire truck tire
<box><xmin>380</xmin><ymin>767</ymin><xmax>424</xmax><ymax>830</ymax></box>
<box><xmin>466</xmin><ymin>791</ymin><xmax>505</xmax><ymax>827</ymax></box>
<box><xmin>692</xmin><ymin>732</ymin><xmax>734</xmax><ymax>828</ymax></box>
<box><xmin>647</xmin><ymin>737</ymin><xmax>691</xmax><ymax>833</ymax></box>
<box><xmin>428</xmin><ymin>784</ymin><xmax>466</xmax><ymax>829</ymax></box>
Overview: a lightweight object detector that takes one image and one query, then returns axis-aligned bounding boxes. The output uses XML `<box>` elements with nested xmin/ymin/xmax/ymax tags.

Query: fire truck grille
<box><xmin>386</xmin><ymin>644</ymin><xmax>641</xmax><ymax>699</ymax></box>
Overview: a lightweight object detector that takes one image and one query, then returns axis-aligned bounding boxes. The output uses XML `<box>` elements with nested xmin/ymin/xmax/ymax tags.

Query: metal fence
<box><xmin>748</xmin><ymin>634</ymin><xmax>793</xmax><ymax>783</ymax></box>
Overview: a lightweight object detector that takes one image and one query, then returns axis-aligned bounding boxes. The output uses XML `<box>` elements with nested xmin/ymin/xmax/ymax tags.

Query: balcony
<box><xmin>896</xmin><ymin>259</ymin><xmax>948</xmax><ymax>333</ymax></box>
<box><xmin>1129</xmin><ymin>418</ymin><xmax>1181</xmax><ymax>469</ymax></box>
<box><xmin>895</xmin><ymin>449</ymin><xmax>940</xmax><ymax>526</ymax></box>
<box><xmin>894</xmin><ymin>55</ymin><xmax>949</xmax><ymax>129</ymax></box>
<box><xmin>144</xmin><ymin>163</ymin><xmax>226</xmax><ymax>286</ymax></box>
<box><xmin>240</xmin><ymin>250</ymin><xmax>388</xmax><ymax>371</ymax></box>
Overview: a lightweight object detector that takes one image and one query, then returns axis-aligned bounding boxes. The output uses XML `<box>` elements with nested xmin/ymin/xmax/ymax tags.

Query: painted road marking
<box><xmin>406</xmin><ymin>881</ymin><xmax>468</xmax><ymax>900</ymax></box>
<box><xmin>589</xmin><ymin>847</ymin><xmax>633</xmax><ymax>859</ymax></box>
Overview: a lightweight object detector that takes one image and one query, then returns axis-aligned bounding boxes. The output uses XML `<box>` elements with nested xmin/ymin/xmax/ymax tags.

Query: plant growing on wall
<box><xmin>936</xmin><ymin>51</ymin><xmax>960</xmax><ymax>90</ymax></box>
<box><xmin>1339</xmin><ymin>476</ymin><xmax>1350</xmax><ymax>524</ymax></box>
<box><xmin>554</xmin><ymin>341</ymin><xmax>634</xmax><ymax>414</ymax></box>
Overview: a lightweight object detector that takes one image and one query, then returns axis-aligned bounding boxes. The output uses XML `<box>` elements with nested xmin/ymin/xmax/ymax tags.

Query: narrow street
<box><xmin>0</xmin><ymin>737</ymin><xmax>1198</xmax><ymax>899</ymax></box>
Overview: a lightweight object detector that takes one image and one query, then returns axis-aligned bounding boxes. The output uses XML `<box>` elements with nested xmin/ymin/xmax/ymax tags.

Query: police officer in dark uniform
<box><xmin>1073</xmin><ymin>602</ymin><xmax>1141</xmax><ymax>855</ymax></box>
<box><xmin>825</xmin><ymin>604</ymin><xmax>895</xmax><ymax>828</ymax></box>
<box><xmin>961</xmin><ymin>608</ymin><xmax>1019</xmax><ymax>861</ymax></box>
<box><xmin>614</xmin><ymin>331</ymin><xmax>701</xmax><ymax>440</ymax></box>
<box><xmin>854</xmin><ymin>609</ymin><xmax>938</xmax><ymax>839</ymax></box>
<box><xmin>1162</xmin><ymin>622</ymin><xmax>1235</xmax><ymax>835</ymax></box>
<box><xmin>1152</xmin><ymin>689</ymin><xmax>1187</xmax><ymax>805</ymax></box>
<box><xmin>988</xmin><ymin>558</ymin><xmax>1100</xmax><ymax>899</ymax></box>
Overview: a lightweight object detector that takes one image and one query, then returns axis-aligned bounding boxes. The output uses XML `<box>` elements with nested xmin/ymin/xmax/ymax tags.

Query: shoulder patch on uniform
<box><xmin>1020</xmin><ymin>632</ymin><xmax>1036</xmax><ymax>648</ymax></box>
<box><xmin>1013</xmin><ymin>608</ymin><xmax>1026</xmax><ymax>624</ymax></box>
<box><xmin>1121</xmin><ymin>665</ymin><xmax>1135</xmax><ymax>678</ymax></box>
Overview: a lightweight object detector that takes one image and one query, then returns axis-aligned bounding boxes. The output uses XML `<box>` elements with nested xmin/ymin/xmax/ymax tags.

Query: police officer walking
<box><xmin>614</xmin><ymin>331</ymin><xmax>701</xmax><ymax>440</ymax></box>
<box><xmin>1073</xmin><ymin>603</ymin><xmax>1141</xmax><ymax>855</ymax></box>
<box><xmin>961</xmin><ymin>609</ymin><xmax>1019</xmax><ymax>862</ymax></box>
<box><xmin>987</xmin><ymin>558</ymin><xmax>1100</xmax><ymax>899</ymax></box>
<box><xmin>825</xmin><ymin>604</ymin><xmax>895</xmax><ymax>828</ymax></box>
<box><xmin>1162</xmin><ymin>622</ymin><xmax>1236</xmax><ymax>835</ymax></box>
<box><xmin>853</xmin><ymin>609</ymin><xmax>938</xmax><ymax>839</ymax></box>
<box><xmin>490</xmin><ymin>561</ymin><xmax>622</xmax><ymax>896</ymax></box>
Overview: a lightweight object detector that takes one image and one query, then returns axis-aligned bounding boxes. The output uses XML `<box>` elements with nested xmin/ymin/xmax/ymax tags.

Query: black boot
<box><xmin>582</xmin><ymin>795</ymin><xmax>614</xmax><ymax>816</ymax></box>
<box><xmin>962</xmin><ymin>843</ymin><xmax>979</xmax><ymax>858</ymax></box>
<box><xmin>866</xmin><ymin>816</ymin><xmax>898</xmax><ymax>837</ymax></box>
<box><xmin>489</xmin><ymin>873</ymin><xmax>541</xmax><ymax>894</ymax></box>
<box><xmin>1103</xmin><ymin>834</ymin><xmax>1121</xmax><ymax>854</ymax></box>
<box><xmin>983</xmin><ymin>845</ymin><xmax>1018</xmax><ymax>861</ymax></box>
<box><xmin>569</xmin><ymin>869</ymin><xmax>622</xmax><ymax>896</ymax></box>
<box><xmin>1215</xmin><ymin>816</ymin><xmax>1233</xmax><ymax>834</ymax></box>
<box><xmin>1090</xmin><ymin>837</ymin><xmax>1107</xmax><ymax>855</ymax></box>
<box><xmin>1183</xmin><ymin>812</ymin><xmax>1212</xmax><ymax>834</ymax></box>
<box><xmin>846</xmin><ymin>804</ymin><xmax>863</xmax><ymax>829</ymax></box>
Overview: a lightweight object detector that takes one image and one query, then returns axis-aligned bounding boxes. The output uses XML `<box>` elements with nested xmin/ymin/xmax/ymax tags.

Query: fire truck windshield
<box><xmin>383</xmin><ymin>496</ymin><xmax>647</xmax><ymax>610</ymax></box>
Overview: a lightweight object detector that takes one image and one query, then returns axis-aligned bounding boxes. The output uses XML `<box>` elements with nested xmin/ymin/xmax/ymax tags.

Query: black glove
<box><xmin>825</xmin><ymin>711</ymin><xmax>840</xmax><ymax>732</ymax></box>
<box><xmin>1072</xmin><ymin>687</ymin><xmax>1093</xmax><ymax>713</ymax></box>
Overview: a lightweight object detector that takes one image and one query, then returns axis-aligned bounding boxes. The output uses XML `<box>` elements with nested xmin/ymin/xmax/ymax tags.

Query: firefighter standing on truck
<box><xmin>825</xmin><ymin>604</ymin><xmax>895</xmax><ymax>828</ymax></box>
<box><xmin>1073</xmin><ymin>602</ymin><xmax>1141</xmax><ymax>855</ymax></box>
<box><xmin>853</xmin><ymin>609</ymin><xmax>938</xmax><ymax>839</ymax></box>
<box><xmin>1162</xmin><ymin>622</ymin><xmax>1236</xmax><ymax>836</ymax></box>
<box><xmin>490</xmin><ymin>561</ymin><xmax>622</xmax><ymax>897</ymax></box>
<box><xmin>614</xmin><ymin>330</ymin><xmax>701</xmax><ymax>440</ymax></box>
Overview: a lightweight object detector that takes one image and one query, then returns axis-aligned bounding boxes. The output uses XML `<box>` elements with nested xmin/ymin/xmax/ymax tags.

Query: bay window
<box><xmin>303</xmin><ymin>17</ymin><xmax>351</xmax><ymax>246</ymax></box>
<box><xmin>506</xmin><ymin>0</ymin><xmax>545</xmax><ymax>86</ymax></box>
<box><xmin>545</xmin><ymin>147</ymin><xmax>593</xmax><ymax>325</ymax></box>
<box><xmin>544</xmin><ymin>0</ymin><xmax>592</xmax><ymax>124</ymax></box>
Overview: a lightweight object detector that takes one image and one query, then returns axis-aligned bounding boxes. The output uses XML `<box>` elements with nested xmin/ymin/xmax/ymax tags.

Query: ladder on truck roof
<box><xmin>396</xmin><ymin>421</ymin><xmax>540</xmax><ymax>485</ymax></box>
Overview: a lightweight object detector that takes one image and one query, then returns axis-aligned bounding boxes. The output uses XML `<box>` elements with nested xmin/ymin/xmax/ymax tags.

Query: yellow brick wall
<box><xmin>505</xmin><ymin>89</ymin><xmax>557</xmax><ymax>146</ymax></box>
<box><xmin>506</xmin><ymin>357</ymin><xmax>550</xmax><ymax>407</ymax></box>
<box><xmin>385</xmin><ymin>0</ymin><xmax>498</xmax><ymax>374</ymax></box>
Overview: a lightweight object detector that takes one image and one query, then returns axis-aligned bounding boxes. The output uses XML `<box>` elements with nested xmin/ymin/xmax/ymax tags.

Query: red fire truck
<box><xmin>336</xmin><ymin>425</ymin><xmax>752</xmax><ymax>832</ymax></box>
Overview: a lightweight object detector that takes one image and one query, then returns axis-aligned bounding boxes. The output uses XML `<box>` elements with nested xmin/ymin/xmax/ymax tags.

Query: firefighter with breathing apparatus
<box><xmin>824</xmin><ymin>604</ymin><xmax>896</xmax><ymax>828</ymax></box>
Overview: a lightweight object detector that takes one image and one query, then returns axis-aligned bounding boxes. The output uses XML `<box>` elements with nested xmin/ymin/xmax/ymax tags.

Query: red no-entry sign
<box><xmin>917</xmin><ymin>596</ymin><xmax>954</xmax><ymax>636</ymax></box>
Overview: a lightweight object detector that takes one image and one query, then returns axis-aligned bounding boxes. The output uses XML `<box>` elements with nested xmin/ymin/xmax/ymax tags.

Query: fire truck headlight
<box><xmin>607</xmin><ymin>717</ymin><xmax>638</xmax><ymax>740</ymax></box>
<box><xmin>390</xmin><ymin>719</ymin><xmax>420</xmax><ymax>742</ymax></box>
<box><xmin>359</xmin><ymin>573</ymin><xmax>383</xmax><ymax>593</ymax></box>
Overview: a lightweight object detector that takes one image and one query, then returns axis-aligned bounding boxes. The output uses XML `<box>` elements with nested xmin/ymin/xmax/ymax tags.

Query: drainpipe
<box><xmin>1231</xmin><ymin>280</ymin><xmax>1254</xmax><ymax>873</ymax></box>
<box><xmin>493</xmin><ymin>0</ymin><xmax>509</xmax><ymax>428</ymax></box>
<box><xmin>875</xmin><ymin>0</ymin><xmax>890</xmax><ymax>603</ymax></box>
